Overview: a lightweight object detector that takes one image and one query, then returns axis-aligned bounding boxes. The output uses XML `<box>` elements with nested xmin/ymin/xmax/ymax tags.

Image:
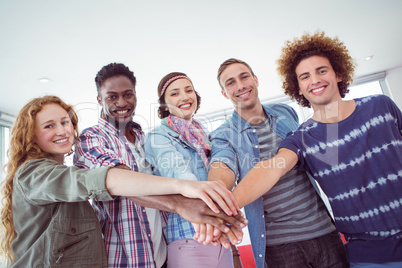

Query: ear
<box><xmin>97</xmin><ymin>95</ymin><xmax>102</xmax><ymax>105</ymax></box>
<box><xmin>336</xmin><ymin>74</ymin><xmax>342</xmax><ymax>83</ymax></box>
<box><xmin>221</xmin><ymin>89</ymin><xmax>229</xmax><ymax>99</ymax></box>
<box><xmin>254</xmin><ymin>75</ymin><xmax>259</xmax><ymax>87</ymax></box>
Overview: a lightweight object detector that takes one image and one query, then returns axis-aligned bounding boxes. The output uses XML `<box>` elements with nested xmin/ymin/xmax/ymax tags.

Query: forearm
<box><xmin>128</xmin><ymin>194</ymin><xmax>181</xmax><ymax>213</ymax></box>
<box><xmin>106</xmin><ymin>168</ymin><xmax>182</xmax><ymax>197</ymax></box>
<box><xmin>207</xmin><ymin>161</ymin><xmax>235</xmax><ymax>190</ymax></box>
<box><xmin>233</xmin><ymin>149</ymin><xmax>298</xmax><ymax>208</ymax></box>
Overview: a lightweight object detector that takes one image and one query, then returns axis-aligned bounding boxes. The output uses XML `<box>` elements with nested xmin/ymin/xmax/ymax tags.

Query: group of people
<box><xmin>0</xmin><ymin>31</ymin><xmax>401</xmax><ymax>268</ymax></box>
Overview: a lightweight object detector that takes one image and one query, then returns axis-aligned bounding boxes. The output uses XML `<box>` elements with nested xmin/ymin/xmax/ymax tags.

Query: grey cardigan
<box><xmin>10</xmin><ymin>158</ymin><xmax>113</xmax><ymax>268</ymax></box>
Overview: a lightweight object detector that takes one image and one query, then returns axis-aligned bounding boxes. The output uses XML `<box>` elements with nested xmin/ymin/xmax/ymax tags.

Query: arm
<box><xmin>233</xmin><ymin>148</ymin><xmax>299</xmax><ymax>208</ymax></box>
<box><xmin>105</xmin><ymin>167</ymin><xmax>239</xmax><ymax>215</ymax></box>
<box><xmin>208</xmin><ymin>161</ymin><xmax>236</xmax><ymax>189</ymax></box>
<box><xmin>127</xmin><ymin>195</ymin><xmax>247</xmax><ymax>234</ymax></box>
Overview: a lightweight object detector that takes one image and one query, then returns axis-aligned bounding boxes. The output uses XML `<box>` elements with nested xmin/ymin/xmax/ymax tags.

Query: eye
<box><xmin>107</xmin><ymin>95</ymin><xmax>116</xmax><ymax>100</ymax></box>
<box><xmin>300</xmin><ymin>75</ymin><xmax>309</xmax><ymax>81</ymax></box>
<box><xmin>318</xmin><ymin>69</ymin><xmax>328</xmax><ymax>75</ymax></box>
<box><xmin>226</xmin><ymin>81</ymin><xmax>234</xmax><ymax>87</ymax></box>
<box><xmin>242</xmin><ymin>75</ymin><xmax>249</xmax><ymax>80</ymax></box>
<box><xmin>62</xmin><ymin>119</ymin><xmax>71</xmax><ymax>125</ymax></box>
<box><xmin>125</xmin><ymin>92</ymin><xmax>134</xmax><ymax>98</ymax></box>
<box><xmin>186</xmin><ymin>88</ymin><xmax>194</xmax><ymax>93</ymax></box>
<box><xmin>44</xmin><ymin>124</ymin><xmax>54</xmax><ymax>129</ymax></box>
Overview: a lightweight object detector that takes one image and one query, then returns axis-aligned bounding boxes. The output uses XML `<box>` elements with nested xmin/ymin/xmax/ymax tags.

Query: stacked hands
<box><xmin>178</xmin><ymin>180</ymin><xmax>248</xmax><ymax>249</ymax></box>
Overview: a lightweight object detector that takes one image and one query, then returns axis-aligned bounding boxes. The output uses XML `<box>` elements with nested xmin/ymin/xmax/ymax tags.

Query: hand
<box><xmin>180</xmin><ymin>180</ymin><xmax>240</xmax><ymax>216</ymax></box>
<box><xmin>174</xmin><ymin>196</ymin><xmax>247</xmax><ymax>234</ymax></box>
<box><xmin>193</xmin><ymin>213</ymin><xmax>245</xmax><ymax>248</ymax></box>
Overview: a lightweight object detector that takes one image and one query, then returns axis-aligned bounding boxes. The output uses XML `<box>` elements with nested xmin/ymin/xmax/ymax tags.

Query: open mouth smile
<box><xmin>54</xmin><ymin>138</ymin><xmax>69</xmax><ymax>144</ymax></box>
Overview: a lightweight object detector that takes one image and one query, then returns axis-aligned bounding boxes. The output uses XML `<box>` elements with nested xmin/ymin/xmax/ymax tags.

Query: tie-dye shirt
<box><xmin>279</xmin><ymin>94</ymin><xmax>402</xmax><ymax>262</ymax></box>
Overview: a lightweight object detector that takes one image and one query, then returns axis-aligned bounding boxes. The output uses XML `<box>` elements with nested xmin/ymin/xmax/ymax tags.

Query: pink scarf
<box><xmin>162</xmin><ymin>115</ymin><xmax>211</xmax><ymax>168</ymax></box>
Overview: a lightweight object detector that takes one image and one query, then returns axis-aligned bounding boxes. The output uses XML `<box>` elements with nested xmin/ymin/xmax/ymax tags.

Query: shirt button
<box><xmin>259</xmin><ymin>254</ymin><xmax>263</xmax><ymax>257</ymax></box>
<box><xmin>143</xmin><ymin>209</ymin><xmax>146</xmax><ymax>212</ymax></box>
<box><xmin>254</xmin><ymin>145</ymin><xmax>258</xmax><ymax>148</ymax></box>
<box><xmin>261</xmin><ymin>234</ymin><xmax>264</xmax><ymax>238</ymax></box>
<box><xmin>253</xmin><ymin>129</ymin><xmax>256</xmax><ymax>133</ymax></box>
<box><xmin>71</xmin><ymin>228</ymin><xmax>76</xmax><ymax>233</ymax></box>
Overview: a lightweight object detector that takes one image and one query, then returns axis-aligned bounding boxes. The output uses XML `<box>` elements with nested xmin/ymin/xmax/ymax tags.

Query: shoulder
<box><xmin>263</xmin><ymin>103</ymin><xmax>297</xmax><ymax>117</ymax></box>
<box><xmin>210</xmin><ymin>119</ymin><xmax>234</xmax><ymax>138</ymax></box>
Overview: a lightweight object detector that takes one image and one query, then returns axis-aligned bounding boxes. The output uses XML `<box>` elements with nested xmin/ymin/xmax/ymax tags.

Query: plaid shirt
<box><xmin>74</xmin><ymin>118</ymin><xmax>167</xmax><ymax>268</ymax></box>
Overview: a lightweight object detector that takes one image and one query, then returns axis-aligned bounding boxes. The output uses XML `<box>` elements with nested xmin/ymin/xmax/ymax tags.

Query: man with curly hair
<box><xmin>232</xmin><ymin>32</ymin><xmax>402</xmax><ymax>267</ymax></box>
<box><xmin>207</xmin><ymin>58</ymin><xmax>348</xmax><ymax>268</ymax></box>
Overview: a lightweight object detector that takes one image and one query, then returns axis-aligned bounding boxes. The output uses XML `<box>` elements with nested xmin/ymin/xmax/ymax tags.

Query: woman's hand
<box><xmin>179</xmin><ymin>180</ymin><xmax>240</xmax><ymax>216</ymax></box>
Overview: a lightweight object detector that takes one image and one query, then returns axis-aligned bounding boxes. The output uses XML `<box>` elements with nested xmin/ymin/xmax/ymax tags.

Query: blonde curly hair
<box><xmin>0</xmin><ymin>95</ymin><xmax>79</xmax><ymax>262</ymax></box>
<box><xmin>277</xmin><ymin>31</ymin><xmax>356</xmax><ymax>107</ymax></box>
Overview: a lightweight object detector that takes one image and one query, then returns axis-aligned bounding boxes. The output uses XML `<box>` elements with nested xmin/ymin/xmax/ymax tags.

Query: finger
<box><xmin>218</xmin><ymin>234</ymin><xmax>231</xmax><ymax>249</ymax></box>
<box><xmin>203</xmin><ymin>224</ymin><xmax>215</xmax><ymax>245</ymax></box>
<box><xmin>192</xmin><ymin>223</ymin><xmax>200</xmax><ymax>240</ymax></box>
<box><xmin>224</xmin><ymin>225</ymin><xmax>243</xmax><ymax>245</ymax></box>
<box><xmin>198</xmin><ymin>223</ymin><xmax>207</xmax><ymax>243</ymax></box>
<box><xmin>213</xmin><ymin>226</ymin><xmax>221</xmax><ymax>237</ymax></box>
<box><xmin>203</xmin><ymin>182</ymin><xmax>236</xmax><ymax>216</ymax></box>
<box><xmin>197</xmin><ymin>192</ymin><xmax>221</xmax><ymax>214</ymax></box>
<box><xmin>212</xmin><ymin>181</ymin><xmax>241</xmax><ymax>213</ymax></box>
<box><xmin>215</xmin><ymin>212</ymin><xmax>247</xmax><ymax>229</ymax></box>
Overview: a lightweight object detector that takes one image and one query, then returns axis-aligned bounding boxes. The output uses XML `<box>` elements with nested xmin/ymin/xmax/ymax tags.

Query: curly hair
<box><xmin>0</xmin><ymin>96</ymin><xmax>79</xmax><ymax>262</ymax></box>
<box><xmin>157</xmin><ymin>72</ymin><xmax>201</xmax><ymax>119</ymax></box>
<box><xmin>95</xmin><ymin>63</ymin><xmax>136</xmax><ymax>95</ymax></box>
<box><xmin>217</xmin><ymin>58</ymin><xmax>256</xmax><ymax>90</ymax></box>
<box><xmin>277</xmin><ymin>31</ymin><xmax>356</xmax><ymax>107</ymax></box>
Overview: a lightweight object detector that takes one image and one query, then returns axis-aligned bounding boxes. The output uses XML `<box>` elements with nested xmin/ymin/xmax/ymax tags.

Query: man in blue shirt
<box><xmin>207</xmin><ymin>58</ymin><xmax>347</xmax><ymax>268</ymax></box>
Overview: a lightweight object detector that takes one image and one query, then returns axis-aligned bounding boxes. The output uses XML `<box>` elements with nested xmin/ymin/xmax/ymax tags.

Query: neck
<box><xmin>311</xmin><ymin>99</ymin><xmax>356</xmax><ymax>123</ymax></box>
<box><xmin>235</xmin><ymin>102</ymin><xmax>266</xmax><ymax>124</ymax></box>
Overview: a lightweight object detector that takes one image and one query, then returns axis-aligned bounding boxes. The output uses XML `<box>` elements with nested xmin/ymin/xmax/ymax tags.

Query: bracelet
<box><xmin>232</xmin><ymin>249</ymin><xmax>240</xmax><ymax>257</ymax></box>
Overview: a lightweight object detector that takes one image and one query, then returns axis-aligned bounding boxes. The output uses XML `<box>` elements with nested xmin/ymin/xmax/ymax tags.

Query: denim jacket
<box><xmin>145</xmin><ymin>124</ymin><xmax>207</xmax><ymax>243</ymax></box>
<box><xmin>209</xmin><ymin>103</ymin><xmax>299</xmax><ymax>268</ymax></box>
<box><xmin>11</xmin><ymin>158</ymin><xmax>113</xmax><ymax>268</ymax></box>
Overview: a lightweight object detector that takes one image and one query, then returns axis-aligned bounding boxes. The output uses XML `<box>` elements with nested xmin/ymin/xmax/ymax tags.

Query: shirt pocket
<box><xmin>50</xmin><ymin>217</ymin><xmax>98</xmax><ymax>266</ymax></box>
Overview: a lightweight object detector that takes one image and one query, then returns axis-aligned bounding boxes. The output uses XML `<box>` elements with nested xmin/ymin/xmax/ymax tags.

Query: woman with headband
<box><xmin>145</xmin><ymin>72</ymin><xmax>236</xmax><ymax>267</ymax></box>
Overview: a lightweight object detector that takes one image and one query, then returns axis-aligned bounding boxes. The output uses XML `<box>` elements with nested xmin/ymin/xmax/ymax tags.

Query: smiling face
<box><xmin>296</xmin><ymin>55</ymin><xmax>342</xmax><ymax>110</ymax></box>
<box><xmin>164</xmin><ymin>78</ymin><xmax>197</xmax><ymax>121</ymax></box>
<box><xmin>219</xmin><ymin>63</ymin><xmax>260</xmax><ymax>112</ymax></box>
<box><xmin>34</xmin><ymin>103</ymin><xmax>75</xmax><ymax>162</ymax></box>
<box><xmin>97</xmin><ymin>75</ymin><xmax>137</xmax><ymax>127</ymax></box>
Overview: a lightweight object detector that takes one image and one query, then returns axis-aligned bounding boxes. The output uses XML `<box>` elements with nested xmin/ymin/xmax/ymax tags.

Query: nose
<box><xmin>56</xmin><ymin>124</ymin><xmax>67</xmax><ymax>136</ymax></box>
<box><xmin>311</xmin><ymin>73</ymin><xmax>321</xmax><ymax>84</ymax></box>
<box><xmin>237</xmin><ymin>79</ymin><xmax>246</xmax><ymax>90</ymax></box>
<box><xmin>116</xmin><ymin>96</ymin><xmax>127</xmax><ymax>107</ymax></box>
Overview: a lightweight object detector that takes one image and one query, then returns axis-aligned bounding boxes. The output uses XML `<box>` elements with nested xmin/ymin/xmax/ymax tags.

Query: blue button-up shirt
<box><xmin>145</xmin><ymin>124</ymin><xmax>208</xmax><ymax>243</ymax></box>
<box><xmin>209</xmin><ymin>103</ymin><xmax>299</xmax><ymax>268</ymax></box>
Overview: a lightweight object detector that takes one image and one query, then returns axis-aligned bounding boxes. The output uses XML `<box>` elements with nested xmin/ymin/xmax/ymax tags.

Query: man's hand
<box><xmin>174</xmin><ymin>196</ymin><xmax>247</xmax><ymax>234</ymax></box>
<box><xmin>128</xmin><ymin>195</ymin><xmax>247</xmax><ymax>233</ymax></box>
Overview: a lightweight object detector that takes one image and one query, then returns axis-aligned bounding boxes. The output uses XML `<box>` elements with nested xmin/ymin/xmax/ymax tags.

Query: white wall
<box><xmin>386</xmin><ymin>66</ymin><xmax>402</xmax><ymax>109</ymax></box>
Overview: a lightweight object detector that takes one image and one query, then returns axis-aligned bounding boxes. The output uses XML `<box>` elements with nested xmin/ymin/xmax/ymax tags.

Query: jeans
<box><xmin>265</xmin><ymin>230</ymin><xmax>348</xmax><ymax>268</ymax></box>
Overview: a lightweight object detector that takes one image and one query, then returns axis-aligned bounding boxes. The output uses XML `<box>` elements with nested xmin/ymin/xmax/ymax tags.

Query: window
<box><xmin>0</xmin><ymin>112</ymin><xmax>14</xmax><ymax>182</ymax></box>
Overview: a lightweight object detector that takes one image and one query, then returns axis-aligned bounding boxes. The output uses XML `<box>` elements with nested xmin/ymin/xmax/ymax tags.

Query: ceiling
<box><xmin>1</xmin><ymin>0</ymin><xmax>402</xmax><ymax>130</ymax></box>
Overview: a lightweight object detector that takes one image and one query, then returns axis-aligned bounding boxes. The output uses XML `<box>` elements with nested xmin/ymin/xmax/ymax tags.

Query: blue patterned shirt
<box><xmin>279</xmin><ymin>95</ymin><xmax>402</xmax><ymax>262</ymax></box>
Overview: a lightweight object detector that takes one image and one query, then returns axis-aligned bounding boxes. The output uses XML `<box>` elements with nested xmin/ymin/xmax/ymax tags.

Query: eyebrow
<box><xmin>298</xmin><ymin>66</ymin><xmax>329</xmax><ymax>78</ymax></box>
<box><xmin>224</xmin><ymin>72</ymin><xmax>250</xmax><ymax>84</ymax></box>
<box><xmin>105</xmin><ymin>89</ymin><xmax>135</xmax><ymax>94</ymax></box>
